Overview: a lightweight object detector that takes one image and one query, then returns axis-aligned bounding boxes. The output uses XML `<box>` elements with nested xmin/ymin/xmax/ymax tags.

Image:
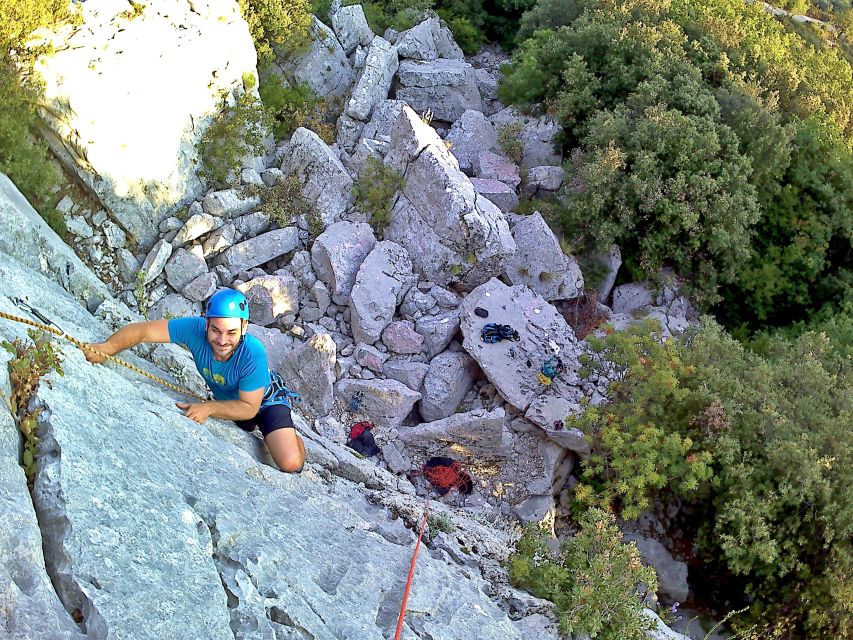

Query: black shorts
<box><xmin>235</xmin><ymin>404</ymin><xmax>295</xmax><ymax>437</ymax></box>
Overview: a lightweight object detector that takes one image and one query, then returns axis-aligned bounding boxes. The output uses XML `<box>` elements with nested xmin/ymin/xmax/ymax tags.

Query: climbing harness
<box><xmin>0</xmin><ymin>300</ymin><xmax>207</xmax><ymax>401</ymax></box>
<box><xmin>263</xmin><ymin>370</ymin><xmax>301</xmax><ymax>408</ymax></box>
<box><xmin>537</xmin><ymin>356</ymin><xmax>564</xmax><ymax>386</ymax></box>
<box><xmin>480</xmin><ymin>323</ymin><xmax>520</xmax><ymax>344</ymax></box>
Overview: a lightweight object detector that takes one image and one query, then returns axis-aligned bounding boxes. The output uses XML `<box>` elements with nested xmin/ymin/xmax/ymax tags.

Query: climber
<box><xmin>84</xmin><ymin>288</ymin><xmax>306</xmax><ymax>473</ymax></box>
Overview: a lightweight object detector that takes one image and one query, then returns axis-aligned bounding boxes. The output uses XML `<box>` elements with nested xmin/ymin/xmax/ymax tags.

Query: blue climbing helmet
<box><xmin>205</xmin><ymin>289</ymin><xmax>249</xmax><ymax>321</ymax></box>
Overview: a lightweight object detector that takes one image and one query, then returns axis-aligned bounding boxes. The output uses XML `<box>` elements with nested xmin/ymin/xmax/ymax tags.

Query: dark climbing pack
<box><xmin>422</xmin><ymin>457</ymin><xmax>473</xmax><ymax>496</ymax></box>
<box><xmin>537</xmin><ymin>357</ymin><xmax>564</xmax><ymax>386</ymax></box>
<box><xmin>263</xmin><ymin>370</ymin><xmax>301</xmax><ymax>408</ymax></box>
<box><xmin>480</xmin><ymin>323</ymin><xmax>520</xmax><ymax>344</ymax></box>
<box><xmin>347</xmin><ymin>421</ymin><xmax>380</xmax><ymax>457</ymax></box>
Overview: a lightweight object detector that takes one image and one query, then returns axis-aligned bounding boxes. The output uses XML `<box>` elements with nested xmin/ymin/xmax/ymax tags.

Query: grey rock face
<box><xmin>398</xmin><ymin>408</ymin><xmax>508</xmax><ymax>458</ymax></box>
<box><xmin>236</xmin><ymin>274</ymin><xmax>300</xmax><ymax>326</ymax></box>
<box><xmin>233</xmin><ymin>211</ymin><xmax>271</xmax><ymax>239</ymax></box>
<box><xmin>474</xmin><ymin>151</ymin><xmax>520</xmax><ymax>189</ymax></box>
<box><xmin>280</xmin><ymin>128</ymin><xmax>354</xmax><ymax>228</ymax></box>
<box><xmin>202</xmin><ymin>189</ymin><xmax>260</xmax><ymax>218</ymax></box>
<box><xmin>446</xmin><ymin>110</ymin><xmax>499</xmax><ymax>175</ymax></box>
<box><xmin>395</xmin><ymin>17</ymin><xmax>464</xmax><ymax>61</ymax></box>
<box><xmin>595</xmin><ymin>244</ymin><xmax>622</xmax><ymax>302</ymax></box>
<box><xmin>384</xmin><ymin>107</ymin><xmax>516</xmax><ymax>288</ymax></box>
<box><xmin>471</xmin><ymin>178</ymin><xmax>519</xmax><ymax>213</ymax></box>
<box><xmin>624</xmin><ymin>535</ymin><xmax>689</xmax><ymax>603</ymax></box>
<box><xmin>354</xmin><ymin>343</ymin><xmax>389</xmax><ymax>372</ymax></box>
<box><xmin>396</xmin><ymin>59</ymin><xmax>483</xmax><ymax>123</ymax></box>
<box><xmin>361</xmin><ymin>99</ymin><xmax>407</xmax><ymax>142</ymax></box>
<box><xmin>247</xmin><ymin>324</ymin><xmax>295</xmax><ymax>372</ymax></box>
<box><xmin>102</xmin><ymin>220</ymin><xmax>127</xmax><ymax>249</ymax></box>
<box><xmin>280</xmin><ymin>333</ymin><xmax>337</xmax><ymax>416</ymax></box>
<box><xmin>349</xmin><ymin>241</ymin><xmax>415</xmax><ymax>344</ymax></box>
<box><xmin>460</xmin><ymin>278</ymin><xmax>581</xmax><ymax>412</ymax></box>
<box><xmin>503</xmin><ymin>212</ymin><xmax>583</xmax><ymax>301</ymax></box>
<box><xmin>311</xmin><ymin>221</ymin><xmax>377</xmax><ymax>305</ymax></box>
<box><xmin>490</xmin><ymin>107</ymin><xmax>562</xmax><ymax>169</ymax></box>
<box><xmin>512</xmin><ymin>495</ymin><xmax>554</xmax><ymax>524</ymax></box>
<box><xmin>524</xmin><ymin>395</ymin><xmax>590</xmax><ymax>457</ymax></box>
<box><xmin>331</xmin><ymin>4</ymin><xmax>374</xmax><ymax>55</ymax></box>
<box><xmin>335</xmin><ymin>378</ymin><xmax>421</xmax><ymax>429</ymax></box>
<box><xmin>201</xmin><ymin>222</ymin><xmax>237</xmax><ymax>258</ymax></box>
<box><xmin>140</xmin><ymin>239</ymin><xmax>173</xmax><ymax>285</ymax></box>
<box><xmin>175</xmin><ymin>212</ymin><xmax>220</xmax><ymax>245</ymax></box>
<box><xmin>165</xmin><ymin>246</ymin><xmax>208</xmax><ymax>291</ymax></box>
<box><xmin>148</xmin><ymin>293</ymin><xmax>202</xmax><ymax>319</ymax></box>
<box><xmin>612</xmin><ymin>281</ymin><xmax>654</xmax><ymax>315</ymax></box>
<box><xmin>416</xmin><ymin>309</ymin><xmax>461</xmax><ymax>359</ymax></box>
<box><xmin>183</xmin><ymin>271</ymin><xmax>219</xmax><ymax>303</ymax></box>
<box><xmin>116</xmin><ymin>248</ymin><xmax>140</xmax><ymax>283</ymax></box>
<box><xmin>269</xmin><ymin>16</ymin><xmax>353</xmax><ymax>100</ymax></box>
<box><xmin>524</xmin><ymin>165</ymin><xmax>564</xmax><ymax>193</ymax></box>
<box><xmin>344</xmin><ymin>36</ymin><xmax>399</xmax><ymax>123</ymax></box>
<box><xmin>215</xmin><ymin>227</ymin><xmax>300</xmax><ymax>275</ymax></box>
<box><xmin>382</xmin><ymin>360</ymin><xmax>430</xmax><ymax>391</ymax></box>
<box><xmin>66</xmin><ymin>215</ymin><xmax>94</xmax><ymax>238</ymax></box>
<box><xmin>381</xmin><ymin>320</ymin><xmax>424</xmax><ymax>354</ymax></box>
<box><xmin>419</xmin><ymin>351</ymin><xmax>479</xmax><ymax>422</ymax></box>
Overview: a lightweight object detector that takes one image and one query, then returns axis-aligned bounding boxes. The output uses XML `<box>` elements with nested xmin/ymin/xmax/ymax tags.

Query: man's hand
<box><xmin>176</xmin><ymin>401</ymin><xmax>214</xmax><ymax>424</ymax></box>
<box><xmin>85</xmin><ymin>342</ymin><xmax>114</xmax><ymax>365</ymax></box>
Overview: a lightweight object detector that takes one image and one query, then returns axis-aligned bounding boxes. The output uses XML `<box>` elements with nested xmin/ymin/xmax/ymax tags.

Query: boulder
<box><xmin>247</xmin><ymin>324</ymin><xmax>295</xmax><ymax>372</ymax></box>
<box><xmin>419</xmin><ymin>352</ymin><xmax>479</xmax><ymax>422</ymax></box>
<box><xmin>139</xmin><ymin>239</ymin><xmax>173</xmax><ymax>285</ymax></box>
<box><xmin>382</xmin><ymin>360</ymin><xmax>430</xmax><ymax>391</ymax></box>
<box><xmin>459</xmin><ymin>278</ymin><xmax>580</xmax><ymax>412</ymax></box>
<box><xmin>349</xmin><ymin>241</ymin><xmax>415</xmax><ymax>344</ymax></box>
<box><xmin>470</xmin><ymin>178</ymin><xmax>518</xmax><ymax>213</ymax></box>
<box><xmin>474</xmin><ymin>151</ymin><xmax>520</xmax><ymax>189</ymax></box>
<box><xmin>490</xmin><ymin>107</ymin><xmax>562</xmax><ymax>170</ymax></box>
<box><xmin>102</xmin><ymin>220</ymin><xmax>127</xmax><ymax>249</ymax></box>
<box><xmin>382</xmin><ymin>320</ymin><xmax>424</xmax><ymax>354</ymax></box>
<box><xmin>202</xmin><ymin>222</ymin><xmax>237</xmax><ymax>258</ymax></box>
<box><xmin>33</xmin><ymin>0</ymin><xmax>257</xmax><ymax>246</ymax></box>
<box><xmin>331</xmin><ymin>5</ymin><xmax>374</xmax><ymax>55</ymax></box>
<box><xmin>280</xmin><ymin>128</ymin><xmax>354</xmax><ymax>228</ymax></box>
<box><xmin>335</xmin><ymin>378</ymin><xmax>421</xmax><ymax>429</ymax></box>
<box><xmin>164</xmin><ymin>246</ymin><xmax>208</xmax><ymax>291</ymax></box>
<box><xmin>148</xmin><ymin>293</ymin><xmax>201</xmax><ymax>320</ymax></box>
<box><xmin>183</xmin><ymin>272</ymin><xmax>219</xmax><ymax>303</ymax></box>
<box><xmin>398</xmin><ymin>408</ymin><xmax>508</xmax><ymax>459</ymax></box>
<box><xmin>595</xmin><ymin>245</ymin><xmax>622</xmax><ymax>302</ymax></box>
<box><xmin>202</xmin><ymin>189</ymin><xmax>261</xmax><ymax>219</ymax></box>
<box><xmin>611</xmin><ymin>282</ymin><xmax>654</xmax><ymax>315</ymax></box>
<box><xmin>311</xmin><ymin>221</ymin><xmax>377</xmax><ymax>305</ymax></box>
<box><xmin>503</xmin><ymin>212</ymin><xmax>583</xmax><ymax>301</ymax></box>
<box><xmin>512</xmin><ymin>495</ymin><xmax>554</xmax><ymax>524</ymax></box>
<box><xmin>384</xmin><ymin>107</ymin><xmax>516</xmax><ymax>288</ymax></box>
<box><xmin>175</xmin><ymin>212</ymin><xmax>220</xmax><ymax>245</ymax></box>
<box><xmin>446</xmin><ymin>110</ymin><xmax>499</xmax><ymax>175</ymax></box>
<box><xmin>215</xmin><ymin>227</ymin><xmax>300</xmax><ymax>275</ymax></box>
<box><xmin>268</xmin><ymin>16</ymin><xmax>353</xmax><ymax>101</ymax></box>
<box><xmin>624</xmin><ymin>534</ymin><xmax>690</xmax><ymax>603</ymax></box>
<box><xmin>236</xmin><ymin>274</ymin><xmax>300</xmax><ymax>326</ymax></box>
<box><xmin>354</xmin><ymin>343</ymin><xmax>389</xmax><ymax>373</ymax></box>
<box><xmin>116</xmin><ymin>248</ymin><xmax>140</xmax><ymax>283</ymax></box>
<box><xmin>395</xmin><ymin>17</ymin><xmax>464</xmax><ymax>61</ymax></box>
<box><xmin>524</xmin><ymin>396</ymin><xmax>590</xmax><ymax>457</ymax></box>
<box><xmin>395</xmin><ymin>59</ymin><xmax>483</xmax><ymax>123</ymax></box>
<box><xmin>280</xmin><ymin>333</ymin><xmax>337</xmax><ymax>417</ymax></box>
<box><xmin>523</xmin><ymin>165</ymin><xmax>564</xmax><ymax>193</ymax></box>
<box><xmin>361</xmin><ymin>99</ymin><xmax>407</xmax><ymax>143</ymax></box>
<box><xmin>416</xmin><ymin>310</ymin><xmax>461</xmax><ymax>359</ymax></box>
<box><xmin>381</xmin><ymin>442</ymin><xmax>412</xmax><ymax>474</ymax></box>
<box><xmin>344</xmin><ymin>36</ymin><xmax>399</xmax><ymax>123</ymax></box>
<box><xmin>233</xmin><ymin>212</ymin><xmax>271</xmax><ymax>239</ymax></box>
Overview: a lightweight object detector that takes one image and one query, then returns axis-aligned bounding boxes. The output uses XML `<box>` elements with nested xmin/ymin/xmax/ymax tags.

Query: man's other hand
<box><xmin>84</xmin><ymin>343</ymin><xmax>112</xmax><ymax>365</ymax></box>
<box><xmin>176</xmin><ymin>401</ymin><xmax>213</xmax><ymax>424</ymax></box>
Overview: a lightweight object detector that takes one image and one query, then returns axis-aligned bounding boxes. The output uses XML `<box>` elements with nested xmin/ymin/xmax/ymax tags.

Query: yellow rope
<box><xmin>0</xmin><ymin>309</ymin><xmax>207</xmax><ymax>402</ymax></box>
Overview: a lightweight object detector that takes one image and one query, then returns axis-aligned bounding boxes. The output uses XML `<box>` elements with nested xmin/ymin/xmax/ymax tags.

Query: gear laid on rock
<box><xmin>480</xmin><ymin>323</ymin><xmax>520</xmax><ymax>344</ymax></box>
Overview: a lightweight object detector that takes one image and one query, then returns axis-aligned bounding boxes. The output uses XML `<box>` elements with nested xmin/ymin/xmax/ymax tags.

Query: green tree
<box><xmin>237</xmin><ymin>0</ymin><xmax>313</xmax><ymax>65</ymax></box>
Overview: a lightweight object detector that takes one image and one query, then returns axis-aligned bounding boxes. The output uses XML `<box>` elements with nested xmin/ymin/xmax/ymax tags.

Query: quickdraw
<box><xmin>263</xmin><ymin>370</ymin><xmax>301</xmax><ymax>408</ymax></box>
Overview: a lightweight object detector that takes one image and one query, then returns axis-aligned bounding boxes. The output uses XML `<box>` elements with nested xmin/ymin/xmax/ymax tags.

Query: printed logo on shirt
<box><xmin>202</xmin><ymin>368</ymin><xmax>226</xmax><ymax>386</ymax></box>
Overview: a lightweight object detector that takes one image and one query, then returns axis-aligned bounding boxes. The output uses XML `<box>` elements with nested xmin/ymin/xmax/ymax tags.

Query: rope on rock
<box><xmin>0</xmin><ymin>307</ymin><xmax>206</xmax><ymax>402</ymax></box>
<box><xmin>393</xmin><ymin>497</ymin><xmax>429</xmax><ymax>640</ymax></box>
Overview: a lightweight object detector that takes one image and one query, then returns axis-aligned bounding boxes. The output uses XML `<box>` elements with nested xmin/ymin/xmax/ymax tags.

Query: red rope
<box><xmin>393</xmin><ymin>497</ymin><xmax>430</xmax><ymax>640</ymax></box>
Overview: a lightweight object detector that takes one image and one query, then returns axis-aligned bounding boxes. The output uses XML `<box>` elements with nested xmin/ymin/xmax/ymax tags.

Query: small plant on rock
<box><xmin>426</xmin><ymin>511</ymin><xmax>455</xmax><ymax>541</ymax></box>
<box><xmin>134</xmin><ymin>269</ymin><xmax>148</xmax><ymax>317</ymax></box>
<box><xmin>354</xmin><ymin>157</ymin><xmax>404</xmax><ymax>238</ymax></box>
<box><xmin>1</xmin><ymin>330</ymin><xmax>64</xmax><ymax>485</ymax></box>
<box><xmin>250</xmin><ymin>174</ymin><xmax>316</xmax><ymax>228</ymax></box>
<box><xmin>509</xmin><ymin>508</ymin><xmax>658</xmax><ymax>639</ymax></box>
<box><xmin>497</xmin><ymin>121</ymin><xmax>525</xmax><ymax>165</ymax></box>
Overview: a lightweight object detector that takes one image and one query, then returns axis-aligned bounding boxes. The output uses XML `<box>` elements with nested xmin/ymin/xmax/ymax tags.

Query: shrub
<box><xmin>237</xmin><ymin>0</ymin><xmax>313</xmax><ymax>65</ymax></box>
<box><xmin>353</xmin><ymin>157</ymin><xmax>404</xmax><ymax>238</ymax></box>
<box><xmin>250</xmin><ymin>173</ymin><xmax>317</xmax><ymax>228</ymax></box>
<box><xmin>197</xmin><ymin>91</ymin><xmax>270</xmax><ymax>188</ymax></box>
<box><xmin>436</xmin><ymin>10</ymin><xmax>485</xmax><ymax>54</ymax></box>
<box><xmin>258</xmin><ymin>75</ymin><xmax>334</xmax><ymax>142</ymax></box>
<box><xmin>509</xmin><ymin>508</ymin><xmax>658</xmax><ymax>639</ymax></box>
<box><xmin>496</xmin><ymin>121</ymin><xmax>524</xmax><ymax>164</ymax></box>
<box><xmin>1</xmin><ymin>329</ymin><xmax>64</xmax><ymax>484</ymax></box>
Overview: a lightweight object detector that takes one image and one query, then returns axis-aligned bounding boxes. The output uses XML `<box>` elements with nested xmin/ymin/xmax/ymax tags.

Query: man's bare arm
<box><xmin>86</xmin><ymin>320</ymin><xmax>171</xmax><ymax>364</ymax></box>
<box><xmin>177</xmin><ymin>387</ymin><xmax>263</xmax><ymax>424</ymax></box>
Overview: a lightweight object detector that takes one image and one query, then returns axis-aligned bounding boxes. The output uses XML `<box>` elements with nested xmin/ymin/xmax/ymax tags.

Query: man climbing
<box><xmin>85</xmin><ymin>289</ymin><xmax>306</xmax><ymax>473</ymax></box>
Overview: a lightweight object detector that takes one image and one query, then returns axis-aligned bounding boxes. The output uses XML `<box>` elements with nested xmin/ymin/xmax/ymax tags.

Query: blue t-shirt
<box><xmin>168</xmin><ymin>318</ymin><xmax>270</xmax><ymax>402</ymax></box>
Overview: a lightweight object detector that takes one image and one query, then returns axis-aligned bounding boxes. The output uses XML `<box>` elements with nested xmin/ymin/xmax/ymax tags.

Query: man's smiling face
<box><xmin>206</xmin><ymin>317</ymin><xmax>245</xmax><ymax>361</ymax></box>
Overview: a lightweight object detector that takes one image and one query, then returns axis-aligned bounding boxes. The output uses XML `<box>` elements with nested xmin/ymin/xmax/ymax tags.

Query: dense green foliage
<box><xmin>502</xmin><ymin>0</ymin><xmax>853</xmax><ymax>323</ymax></box>
<box><xmin>0</xmin><ymin>1</ymin><xmax>77</xmax><ymax>234</ymax></box>
<box><xmin>353</xmin><ymin>157</ymin><xmax>404</xmax><ymax>237</ymax></box>
<box><xmin>237</xmin><ymin>0</ymin><xmax>313</xmax><ymax>64</ymax></box>
<box><xmin>197</xmin><ymin>92</ymin><xmax>270</xmax><ymax>187</ymax></box>
<box><xmin>509</xmin><ymin>509</ymin><xmax>658</xmax><ymax>639</ymax></box>
<box><xmin>258</xmin><ymin>75</ymin><xmax>334</xmax><ymax>142</ymax></box>
<box><xmin>570</xmin><ymin>316</ymin><xmax>852</xmax><ymax>638</ymax></box>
